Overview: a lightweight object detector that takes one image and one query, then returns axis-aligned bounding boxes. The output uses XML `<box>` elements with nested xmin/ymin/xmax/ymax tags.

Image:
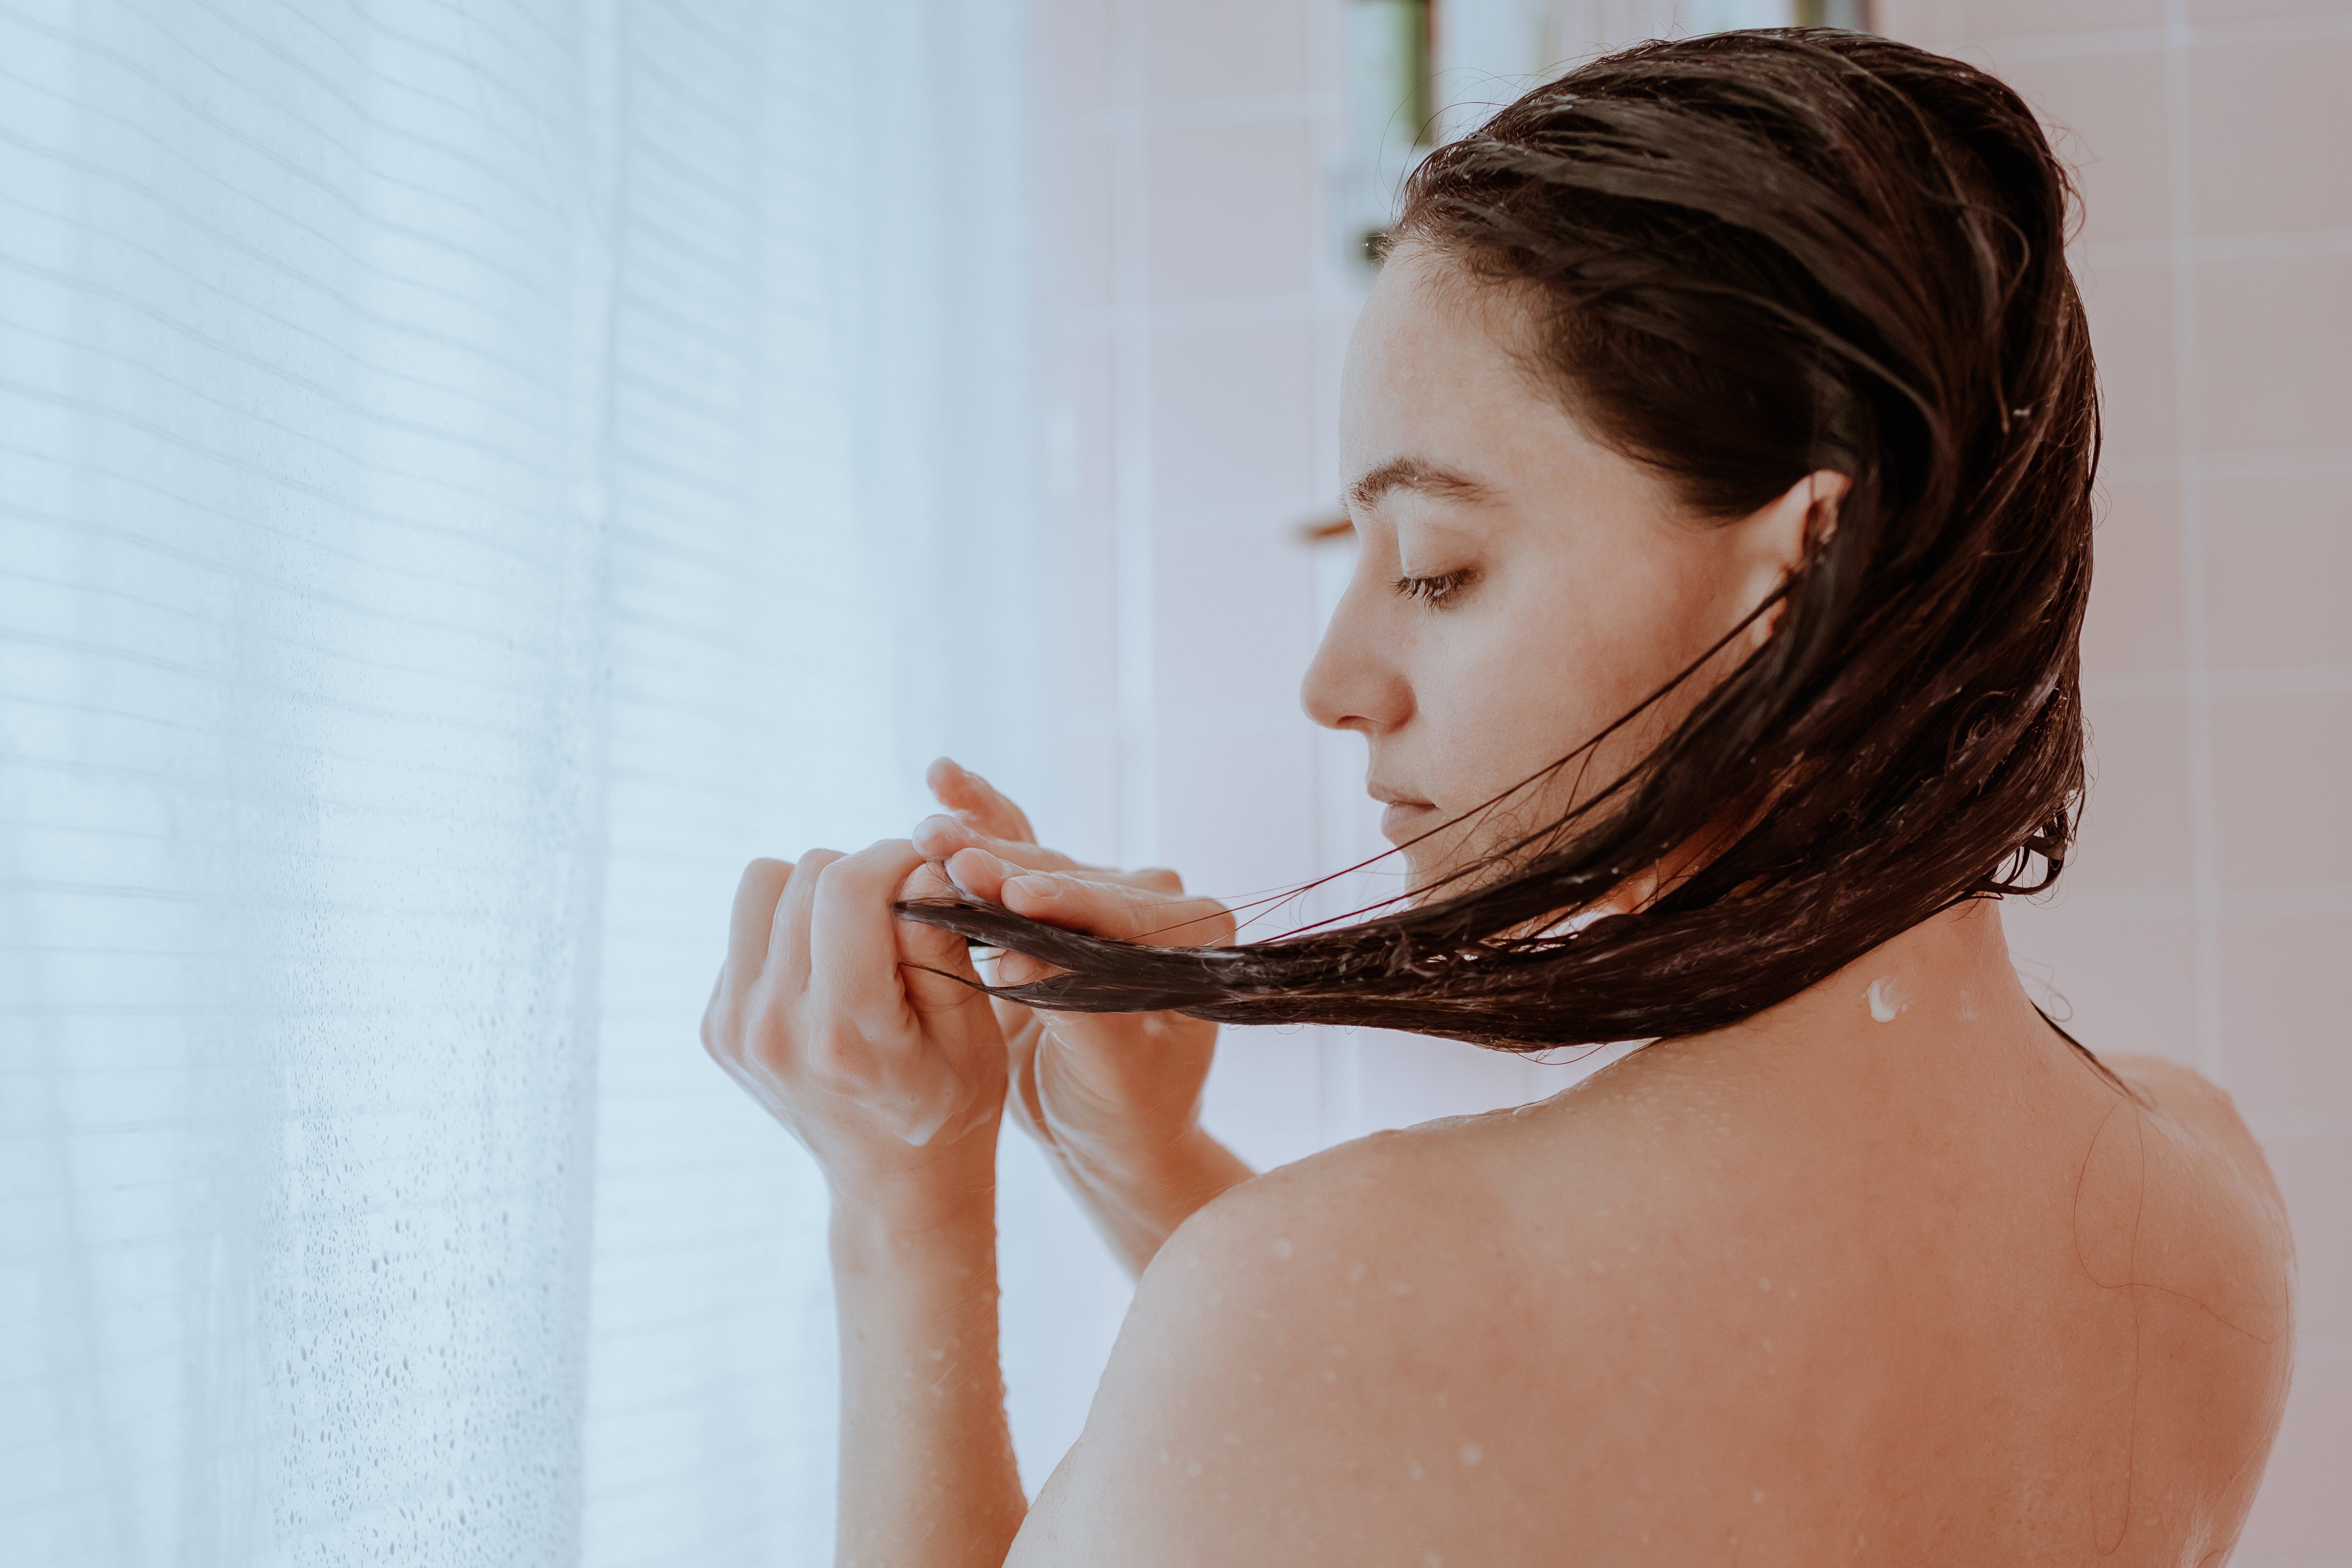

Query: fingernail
<box><xmin>1005</xmin><ymin>873</ymin><xmax>1061</xmax><ymax>903</ymax></box>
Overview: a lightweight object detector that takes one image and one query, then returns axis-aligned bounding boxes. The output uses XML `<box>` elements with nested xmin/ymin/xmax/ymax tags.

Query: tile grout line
<box><xmin>2160</xmin><ymin>0</ymin><xmax>2223</xmax><ymax>1083</ymax></box>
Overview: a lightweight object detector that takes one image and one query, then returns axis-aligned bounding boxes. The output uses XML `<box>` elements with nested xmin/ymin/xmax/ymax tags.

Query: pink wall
<box><xmin>1871</xmin><ymin>4</ymin><xmax>2352</xmax><ymax>1557</ymax></box>
<box><xmin>1028</xmin><ymin>1</ymin><xmax>2346</xmax><ymax>1550</ymax></box>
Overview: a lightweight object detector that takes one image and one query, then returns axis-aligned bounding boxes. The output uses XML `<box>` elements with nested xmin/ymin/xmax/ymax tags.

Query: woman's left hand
<box><xmin>700</xmin><ymin>840</ymin><xmax>1008</xmax><ymax>1208</ymax></box>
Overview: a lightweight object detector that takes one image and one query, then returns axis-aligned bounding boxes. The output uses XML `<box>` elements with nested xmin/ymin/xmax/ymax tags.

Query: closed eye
<box><xmin>1393</xmin><ymin>568</ymin><xmax>1475</xmax><ymax>609</ymax></box>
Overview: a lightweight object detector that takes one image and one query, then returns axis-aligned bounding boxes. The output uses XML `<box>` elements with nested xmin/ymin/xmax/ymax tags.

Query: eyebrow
<box><xmin>1343</xmin><ymin>456</ymin><xmax>1498</xmax><ymax>515</ymax></box>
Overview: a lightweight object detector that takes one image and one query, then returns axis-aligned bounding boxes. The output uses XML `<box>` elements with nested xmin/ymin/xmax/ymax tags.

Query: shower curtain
<box><xmin>0</xmin><ymin>1</ymin><xmax>1041</xmax><ymax>1562</ymax></box>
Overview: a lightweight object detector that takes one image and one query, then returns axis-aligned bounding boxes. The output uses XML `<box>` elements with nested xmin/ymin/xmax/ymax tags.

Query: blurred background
<box><xmin>3</xmin><ymin>1</ymin><xmax>2341</xmax><ymax>1564</ymax></box>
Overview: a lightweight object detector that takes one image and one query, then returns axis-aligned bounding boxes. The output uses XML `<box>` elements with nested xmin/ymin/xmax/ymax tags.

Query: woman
<box><xmin>701</xmin><ymin>30</ymin><xmax>2292</xmax><ymax>1566</ymax></box>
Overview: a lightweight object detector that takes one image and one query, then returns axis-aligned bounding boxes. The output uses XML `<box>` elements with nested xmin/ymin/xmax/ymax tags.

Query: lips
<box><xmin>1370</xmin><ymin>786</ymin><xmax>1437</xmax><ymax>842</ymax></box>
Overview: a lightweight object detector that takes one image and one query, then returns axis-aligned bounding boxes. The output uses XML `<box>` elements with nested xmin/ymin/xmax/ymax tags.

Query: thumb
<box><xmin>1000</xmin><ymin>870</ymin><xmax>1236</xmax><ymax>950</ymax></box>
<box><xmin>894</xmin><ymin>861</ymin><xmax>994</xmax><ymax>1015</ymax></box>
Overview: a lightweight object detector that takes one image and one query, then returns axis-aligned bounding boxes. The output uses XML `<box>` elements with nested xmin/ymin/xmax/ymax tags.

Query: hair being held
<box><xmin>908</xmin><ymin>28</ymin><xmax>2096</xmax><ymax>1052</ymax></box>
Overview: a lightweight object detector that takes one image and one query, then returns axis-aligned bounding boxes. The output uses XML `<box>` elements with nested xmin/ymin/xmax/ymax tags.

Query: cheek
<box><xmin>1419</xmin><ymin>558</ymin><xmax>1725</xmax><ymax>806</ymax></box>
<box><xmin>1415</xmin><ymin>600</ymin><xmax>1619</xmax><ymax>794</ymax></box>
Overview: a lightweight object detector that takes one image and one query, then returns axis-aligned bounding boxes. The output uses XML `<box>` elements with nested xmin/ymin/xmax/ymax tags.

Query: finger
<box><xmin>805</xmin><ymin>840</ymin><xmax>930</xmax><ymax>1026</ymax></box>
<box><xmin>995</xmin><ymin>948</ymin><xmax>1060</xmax><ymax>988</ymax></box>
<box><xmin>915</xmin><ymin>814</ymin><xmax>1175</xmax><ymax>891</ymax></box>
<box><xmin>726</xmin><ymin>858</ymin><xmax>793</xmax><ymax>1002</ymax></box>
<box><xmin>765</xmin><ymin>848</ymin><xmax>843</xmax><ymax>994</ymax></box>
<box><xmin>940</xmin><ymin>845</ymin><xmax>1025</xmax><ymax>905</ymax></box>
<box><xmin>926</xmin><ymin>756</ymin><xmax>1037</xmax><ymax>845</ymax></box>
<box><xmin>808</xmin><ymin>840</ymin><xmax>969</xmax><ymax>1143</ymax></box>
<box><xmin>912</xmin><ymin>813</ymin><xmax>1086</xmax><ymax>875</ymax></box>
<box><xmin>1001</xmin><ymin>872</ymin><xmax>1236</xmax><ymax>949</ymax></box>
<box><xmin>895</xmin><ymin>859</ymin><xmax>988</xmax><ymax>1009</ymax></box>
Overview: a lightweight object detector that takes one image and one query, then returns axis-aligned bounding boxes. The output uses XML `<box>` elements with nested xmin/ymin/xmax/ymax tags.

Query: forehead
<box><xmin>1345</xmin><ymin>246</ymin><xmax>1528</xmax><ymax>390</ymax></box>
<box><xmin>1338</xmin><ymin>248</ymin><xmax>1594</xmax><ymax>503</ymax></box>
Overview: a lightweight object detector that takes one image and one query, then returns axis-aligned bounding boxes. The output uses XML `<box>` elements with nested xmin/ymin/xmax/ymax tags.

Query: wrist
<box><xmin>1065</xmin><ymin>1122</ymin><xmax>1249</xmax><ymax>1231</ymax></box>
<box><xmin>827</xmin><ymin>1144</ymin><xmax>999</xmax><ymax>1269</ymax></box>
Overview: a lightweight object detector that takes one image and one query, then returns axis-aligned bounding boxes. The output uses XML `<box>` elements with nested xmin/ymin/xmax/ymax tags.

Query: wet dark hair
<box><xmin>909</xmin><ymin>28</ymin><xmax>2096</xmax><ymax>1051</ymax></box>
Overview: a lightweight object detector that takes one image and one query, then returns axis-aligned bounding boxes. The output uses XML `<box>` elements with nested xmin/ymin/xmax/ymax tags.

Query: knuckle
<box><xmin>740</xmin><ymin>856</ymin><xmax>791</xmax><ymax>892</ymax></box>
<box><xmin>805</xmin><ymin>1026</ymin><xmax>867</xmax><ymax>1092</ymax></box>
<box><xmin>732</xmin><ymin>985</ymin><xmax>794</xmax><ymax>1070</ymax></box>
<box><xmin>1140</xmin><ymin>866</ymin><xmax>1184</xmax><ymax>893</ymax></box>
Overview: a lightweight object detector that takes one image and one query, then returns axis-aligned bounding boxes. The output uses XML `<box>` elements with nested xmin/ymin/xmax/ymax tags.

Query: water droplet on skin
<box><xmin>1271</xmin><ymin>1237</ymin><xmax>1293</xmax><ymax>1261</ymax></box>
<box><xmin>1186</xmin><ymin>1460</ymin><xmax>1203</xmax><ymax>1476</ymax></box>
<box><xmin>1390</xmin><ymin>1279</ymin><xmax>1414</xmax><ymax>1296</ymax></box>
<box><xmin>1426</xmin><ymin>1554</ymin><xmax>1444</xmax><ymax>1568</ymax></box>
<box><xmin>1759</xmin><ymin>1276</ymin><xmax>1771</xmax><ymax>1292</ymax></box>
<box><xmin>1329</xmin><ymin>1343</ymin><xmax>1347</xmax><ymax>1358</ymax></box>
<box><xmin>1866</xmin><ymin>976</ymin><xmax>1907</xmax><ymax>1023</ymax></box>
<box><xmin>1159</xmin><ymin>1448</ymin><xmax>1170</xmax><ymax>1464</ymax></box>
<box><xmin>1460</xmin><ymin>1443</ymin><xmax>1482</xmax><ymax>1466</ymax></box>
<box><xmin>1347</xmin><ymin>1262</ymin><xmax>1368</xmax><ymax>1284</ymax></box>
<box><xmin>1754</xmin><ymin>1488</ymin><xmax>1767</xmax><ymax>1504</ymax></box>
<box><xmin>1222</xmin><ymin>1432</ymin><xmax>1241</xmax><ymax>1446</ymax></box>
<box><xmin>1409</xmin><ymin>1461</ymin><xmax>1425</xmax><ymax>1481</ymax></box>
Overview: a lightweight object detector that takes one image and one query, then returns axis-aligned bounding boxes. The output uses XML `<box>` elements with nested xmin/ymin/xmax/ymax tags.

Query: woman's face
<box><xmin>1302</xmin><ymin>245</ymin><xmax>1818</xmax><ymax>891</ymax></box>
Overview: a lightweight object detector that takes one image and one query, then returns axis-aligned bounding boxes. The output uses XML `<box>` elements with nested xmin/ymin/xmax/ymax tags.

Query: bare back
<box><xmin>1013</xmin><ymin>921</ymin><xmax>2294</xmax><ymax>1566</ymax></box>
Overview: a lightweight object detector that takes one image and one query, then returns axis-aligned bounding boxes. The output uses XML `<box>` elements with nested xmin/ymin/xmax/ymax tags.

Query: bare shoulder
<box><xmin>2099</xmin><ymin>1051</ymin><xmax>2276</xmax><ymax>1177</ymax></box>
<box><xmin>1008</xmin><ymin>1091</ymin><xmax>1725</xmax><ymax>1567</ymax></box>
<box><xmin>1009</xmin><ymin>1035</ymin><xmax>2300</xmax><ymax>1565</ymax></box>
<box><xmin>2090</xmin><ymin>1051</ymin><xmax>2294</xmax><ymax>1290</ymax></box>
<box><xmin>2087</xmin><ymin>1048</ymin><xmax>2295</xmax><ymax>1314</ymax></box>
<box><xmin>1009</xmin><ymin>1121</ymin><xmax>1552</xmax><ymax>1564</ymax></box>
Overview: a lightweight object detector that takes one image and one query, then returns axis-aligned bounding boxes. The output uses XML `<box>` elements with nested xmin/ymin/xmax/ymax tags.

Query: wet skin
<box><xmin>1009</xmin><ymin>899</ymin><xmax>2292</xmax><ymax>1565</ymax></box>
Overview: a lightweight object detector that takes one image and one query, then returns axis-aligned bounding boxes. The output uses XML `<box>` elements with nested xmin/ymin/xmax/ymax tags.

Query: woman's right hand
<box><xmin>914</xmin><ymin>759</ymin><xmax>1253</xmax><ymax>1272</ymax></box>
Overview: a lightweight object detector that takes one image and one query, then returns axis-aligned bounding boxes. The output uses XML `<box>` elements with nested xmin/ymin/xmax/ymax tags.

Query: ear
<box><xmin>1735</xmin><ymin>469</ymin><xmax>1848</xmax><ymax>648</ymax></box>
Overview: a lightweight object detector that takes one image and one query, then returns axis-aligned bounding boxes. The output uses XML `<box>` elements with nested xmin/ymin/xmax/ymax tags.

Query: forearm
<box><xmin>830</xmin><ymin>1183</ymin><xmax>1026</xmax><ymax>1568</ymax></box>
<box><xmin>1056</xmin><ymin>1124</ymin><xmax>1255</xmax><ymax>1278</ymax></box>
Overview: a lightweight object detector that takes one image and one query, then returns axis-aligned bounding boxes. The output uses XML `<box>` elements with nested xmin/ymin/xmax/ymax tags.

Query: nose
<box><xmin>1301</xmin><ymin>569</ymin><xmax>1414</xmax><ymax>736</ymax></box>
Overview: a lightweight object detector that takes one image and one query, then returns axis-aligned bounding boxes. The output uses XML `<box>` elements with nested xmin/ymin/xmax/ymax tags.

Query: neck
<box><xmin>1721</xmin><ymin>896</ymin><xmax>2072</xmax><ymax>1074</ymax></box>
